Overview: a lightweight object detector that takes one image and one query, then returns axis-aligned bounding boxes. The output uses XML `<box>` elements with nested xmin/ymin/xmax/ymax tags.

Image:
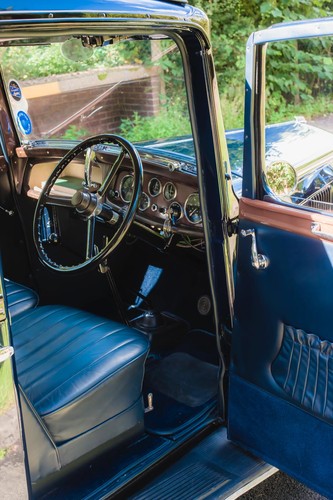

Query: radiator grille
<box><xmin>300</xmin><ymin>180</ymin><xmax>333</xmax><ymax>212</ymax></box>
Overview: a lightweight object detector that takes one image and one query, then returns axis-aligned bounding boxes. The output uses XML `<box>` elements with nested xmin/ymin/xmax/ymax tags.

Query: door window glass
<box><xmin>264</xmin><ymin>36</ymin><xmax>333</xmax><ymax>212</ymax></box>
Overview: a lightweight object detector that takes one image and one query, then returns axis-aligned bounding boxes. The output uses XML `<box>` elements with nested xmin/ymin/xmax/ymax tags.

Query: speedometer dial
<box><xmin>184</xmin><ymin>193</ymin><xmax>202</xmax><ymax>224</ymax></box>
<box><xmin>148</xmin><ymin>178</ymin><xmax>161</xmax><ymax>197</ymax></box>
<box><xmin>120</xmin><ymin>175</ymin><xmax>134</xmax><ymax>203</ymax></box>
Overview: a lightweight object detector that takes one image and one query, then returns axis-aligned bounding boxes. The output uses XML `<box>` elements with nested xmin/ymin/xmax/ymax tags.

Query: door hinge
<box><xmin>227</xmin><ymin>218</ymin><xmax>239</xmax><ymax>236</ymax></box>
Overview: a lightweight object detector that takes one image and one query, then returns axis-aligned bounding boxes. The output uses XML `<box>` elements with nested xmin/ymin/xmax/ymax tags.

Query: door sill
<box><xmin>128</xmin><ymin>426</ymin><xmax>276</xmax><ymax>499</ymax></box>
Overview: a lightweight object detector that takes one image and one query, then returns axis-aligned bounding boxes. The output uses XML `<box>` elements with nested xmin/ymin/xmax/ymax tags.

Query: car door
<box><xmin>229</xmin><ymin>19</ymin><xmax>333</xmax><ymax>499</ymax></box>
<box><xmin>0</xmin><ymin>262</ymin><xmax>30</xmax><ymax>498</ymax></box>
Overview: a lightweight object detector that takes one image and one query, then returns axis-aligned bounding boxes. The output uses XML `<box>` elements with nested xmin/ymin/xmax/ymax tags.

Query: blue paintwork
<box><xmin>141</xmin><ymin>120</ymin><xmax>333</xmax><ymax>180</ymax></box>
<box><xmin>0</xmin><ymin>0</ymin><xmax>189</xmax><ymax>14</ymax></box>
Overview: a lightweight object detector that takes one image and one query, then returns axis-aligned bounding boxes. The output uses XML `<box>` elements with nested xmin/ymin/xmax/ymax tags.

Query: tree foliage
<box><xmin>190</xmin><ymin>0</ymin><xmax>333</xmax><ymax>127</ymax></box>
<box><xmin>0</xmin><ymin>41</ymin><xmax>152</xmax><ymax>81</ymax></box>
<box><xmin>3</xmin><ymin>3</ymin><xmax>333</xmax><ymax>132</ymax></box>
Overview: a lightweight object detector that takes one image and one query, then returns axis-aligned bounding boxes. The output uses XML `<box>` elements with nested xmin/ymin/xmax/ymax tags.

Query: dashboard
<box><xmin>25</xmin><ymin>144</ymin><xmax>204</xmax><ymax>239</ymax></box>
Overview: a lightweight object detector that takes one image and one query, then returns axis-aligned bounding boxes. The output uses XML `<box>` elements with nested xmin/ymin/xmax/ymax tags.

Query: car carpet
<box><xmin>144</xmin><ymin>330</ymin><xmax>219</xmax><ymax>436</ymax></box>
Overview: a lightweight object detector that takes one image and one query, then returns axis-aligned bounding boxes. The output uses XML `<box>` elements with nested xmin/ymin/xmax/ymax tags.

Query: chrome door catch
<box><xmin>311</xmin><ymin>222</ymin><xmax>333</xmax><ymax>241</ymax></box>
<box><xmin>0</xmin><ymin>345</ymin><xmax>14</xmax><ymax>363</ymax></box>
<box><xmin>241</xmin><ymin>229</ymin><xmax>269</xmax><ymax>270</ymax></box>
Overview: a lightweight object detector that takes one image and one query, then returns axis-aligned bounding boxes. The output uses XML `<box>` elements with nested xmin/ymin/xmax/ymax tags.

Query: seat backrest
<box><xmin>5</xmin><ymin>279</ymin><xmax>38</xmax><ymax>321</ymax></box>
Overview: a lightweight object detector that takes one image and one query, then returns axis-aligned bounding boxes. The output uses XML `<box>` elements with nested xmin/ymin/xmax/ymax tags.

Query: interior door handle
<box><xmin>240</xmin><ymin>228</ymin><xmax>269</xmax><ymax>270</ymax></box>
<box><xmin>311</xmin><ymin>222</ymin><xmax>333</xmax><ymax>241</ymax></box>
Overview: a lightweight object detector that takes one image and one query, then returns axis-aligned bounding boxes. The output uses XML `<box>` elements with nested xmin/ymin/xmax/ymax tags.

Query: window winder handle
<box><xmin>240</xmin><ymin>228</ymin><xmax>269</xmax><ymax>270</ymax></box>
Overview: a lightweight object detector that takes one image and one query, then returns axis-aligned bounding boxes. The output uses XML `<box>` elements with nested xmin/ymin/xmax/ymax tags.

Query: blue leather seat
<box><xmin>11</xmin><ymin>304</ymin><xmax>150</xmax><ymax>485</ymax></box>
<box><xmin>4</xmin><ymin>278</ymin><xmax>38</xmax><ymax>320</ymax></box>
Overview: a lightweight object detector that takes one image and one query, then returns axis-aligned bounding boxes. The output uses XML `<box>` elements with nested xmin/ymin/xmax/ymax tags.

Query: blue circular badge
<box><xmin>17</xmin><ymin>111</ymin><xmax>32</xmax><ymax>135</ymax></box>
<box><xmin>9</xmin><ymin>80</ymin><xmax>22</xmax><ymax>101</ymax></box>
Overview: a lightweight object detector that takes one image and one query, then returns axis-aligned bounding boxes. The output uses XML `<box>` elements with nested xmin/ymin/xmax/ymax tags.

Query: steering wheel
<box><xmin>33</xmin><ymin>134</ymin><xmax>143</xmax><ymax>272</ymax></box>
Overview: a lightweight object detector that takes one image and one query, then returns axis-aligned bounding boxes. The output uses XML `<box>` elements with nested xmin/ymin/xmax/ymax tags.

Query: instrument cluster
<box><xmin>109</xmin><ymin>168</ymin><xmax>203</xmax><ymax>236</ymax></box>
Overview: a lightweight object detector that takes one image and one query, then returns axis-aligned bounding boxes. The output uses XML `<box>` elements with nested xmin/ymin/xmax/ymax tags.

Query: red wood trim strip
<box><xmin>239</xmin><ymin>198</ymin><xmax>333</xmax><ymax>241</ymax></box>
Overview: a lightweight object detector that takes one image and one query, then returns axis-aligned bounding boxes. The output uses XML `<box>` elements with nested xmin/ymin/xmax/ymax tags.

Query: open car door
<box><xmin>0</xmin><ymin>260</ymin><xmax>30</xmax><ymax>498</ymax></box>
<box><xmin>229</xmin><ymin>18</ymin><xmax>333</xmax><ymax>499</ymax></box>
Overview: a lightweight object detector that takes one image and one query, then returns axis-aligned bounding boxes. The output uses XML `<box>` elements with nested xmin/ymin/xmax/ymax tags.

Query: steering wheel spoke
<box><xmin>44</xmin><ymin>193</ymin><xmax>73</xmax><ymax>208</ymax></box>
<box><xmin>98</xmin><ymin>149</ymin><xmax>125</xmax><ymax>198</ymax></box>
<box><xmin>86</xmin><ymin>216</ymin><xmax>96</xmax><ymax>260</ymax></box>
<box><xmin>34</xmin><ymin>134</ymin><xmax>142</xmax><ymax>273</ymax></box>
<box><xmin>84</xmin><ymin>147</ymin><xmax>96</xmax><ymax>189</ymax></box>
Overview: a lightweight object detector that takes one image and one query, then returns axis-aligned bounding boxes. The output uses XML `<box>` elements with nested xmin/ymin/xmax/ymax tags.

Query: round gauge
<box><xmin>184</xmin><ymin>193</ymin><xmax>202</xmax><ymax>224</ymax></box>
<box><xmin>120</xmin><ymin>175</ymin><xmax>134</xmax><ymax>203</ymax></box>
<box><xmin>139</xmin><ymin>192</ymin><xmax>150</xmax><ymax>212</ymax></box>
<box><xmin>148</xmin><ymin>177</ymin><xmax>162</xmax><ymax>197</ymax></box>
<box><xmin>163</xmin><ymin>182</ymin><xmax>177</xmax><ymax>201</ymax></box>
<box><xmin>169</xmin><ymin>201</ymin><xmax>182</xmax><ymax>222</ymax></box>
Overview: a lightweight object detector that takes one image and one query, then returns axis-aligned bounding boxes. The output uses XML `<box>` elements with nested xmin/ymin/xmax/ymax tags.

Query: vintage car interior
<box><xmin>3</xmin><ymin>4</ymin><xmax>333</xmax><ymax>500</ymax></box>
<box><xmin>0</xmin><ymin>27</ymin><xmax>230</xmax><ymax>498</ymax></box>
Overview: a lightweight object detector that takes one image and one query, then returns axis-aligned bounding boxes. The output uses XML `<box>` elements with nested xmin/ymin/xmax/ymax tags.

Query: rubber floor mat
<box><xmin>146</xmin><ymin>352</ymin><xmax>218</xmax><ymax>407</ymax></box>
<box><xmin>144</xmin><ymin>352</ymin><xmax>218</xmax><ymax>435</ymax></box>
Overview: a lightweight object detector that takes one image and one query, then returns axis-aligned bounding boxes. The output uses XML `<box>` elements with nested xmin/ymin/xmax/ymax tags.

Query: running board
<box><xmin>129</xmin><ymin>427</ymin><xmax>277</xmax><ymax>499</ymax></box>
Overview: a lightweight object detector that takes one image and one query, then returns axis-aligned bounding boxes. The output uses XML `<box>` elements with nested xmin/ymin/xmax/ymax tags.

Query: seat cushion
<box><xmin>5</xmin><ymin>279</ymin><xmax>38</xmax><ymax>320</ymax></box>
<box><xmin>12</xmin><ymin>305</ymin><xmax>149</xmax><ymax>443</ymax></box>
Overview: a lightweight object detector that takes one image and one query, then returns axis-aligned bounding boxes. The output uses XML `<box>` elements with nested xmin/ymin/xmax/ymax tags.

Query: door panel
<box><xmin>230</xmin><ymin>18</ymin><xmax>333</xmax><ymax>498</ymax></box>
<box><xmin>229</xmin><ymin>201</ymin><xmax>333</xmax><ymax>498</ymax></box>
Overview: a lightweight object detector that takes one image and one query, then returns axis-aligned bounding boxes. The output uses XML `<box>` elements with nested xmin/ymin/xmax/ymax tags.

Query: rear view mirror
<box><xmin>61</xmin><ymin>37</ymin><xmax>93</xmax><ymax>61</ymax></box>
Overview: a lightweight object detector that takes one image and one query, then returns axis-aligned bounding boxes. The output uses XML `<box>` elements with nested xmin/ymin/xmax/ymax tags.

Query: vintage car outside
<box><xmin>1</xmin><ymin>2</ymin><xmax>333</xmax><ymax>500</ymax></box>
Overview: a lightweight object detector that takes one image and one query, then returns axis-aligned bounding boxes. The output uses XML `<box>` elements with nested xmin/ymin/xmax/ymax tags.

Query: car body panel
<box><xmin>142</xmin><ymin>120</ymin><xmax>333</xmax><ymax>176</ymax></box>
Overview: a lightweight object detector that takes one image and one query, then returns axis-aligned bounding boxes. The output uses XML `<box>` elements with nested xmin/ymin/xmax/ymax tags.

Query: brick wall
<box><xmin>25</xmin><ymin>73</ymin><xmax>162</xmax><ymax>138</ymax></box>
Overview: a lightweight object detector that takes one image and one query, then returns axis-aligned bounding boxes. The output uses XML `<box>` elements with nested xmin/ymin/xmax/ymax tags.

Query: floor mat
<box><xmin>144</xmin><ymin>351</ymin><xmax>218</xmax><ymax>436</ymax></box>
<box><xmin>147</xmin><ymin>352</ymin><xmax>218</xmax><ymax>407</ymax></box>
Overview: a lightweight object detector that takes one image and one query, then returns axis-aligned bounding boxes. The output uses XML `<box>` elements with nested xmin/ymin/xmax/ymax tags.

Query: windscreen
<box><xmin>0</xmin><ymin>36</ymin><xmax>192</xmax><ymax>146</ymax></box>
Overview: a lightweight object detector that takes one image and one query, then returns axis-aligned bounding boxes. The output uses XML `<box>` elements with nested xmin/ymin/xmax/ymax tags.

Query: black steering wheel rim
<box><xmin>33</xmin><ymin>134</ymin><xmax>143</xmax><ymax>273</ymax></box>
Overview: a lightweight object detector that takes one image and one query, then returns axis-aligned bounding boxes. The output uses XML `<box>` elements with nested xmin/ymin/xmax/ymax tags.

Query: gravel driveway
<box><xmin>240</xmin><ymin>471</ymin><xmax>327</xmax><ymax>499</ymax></box>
